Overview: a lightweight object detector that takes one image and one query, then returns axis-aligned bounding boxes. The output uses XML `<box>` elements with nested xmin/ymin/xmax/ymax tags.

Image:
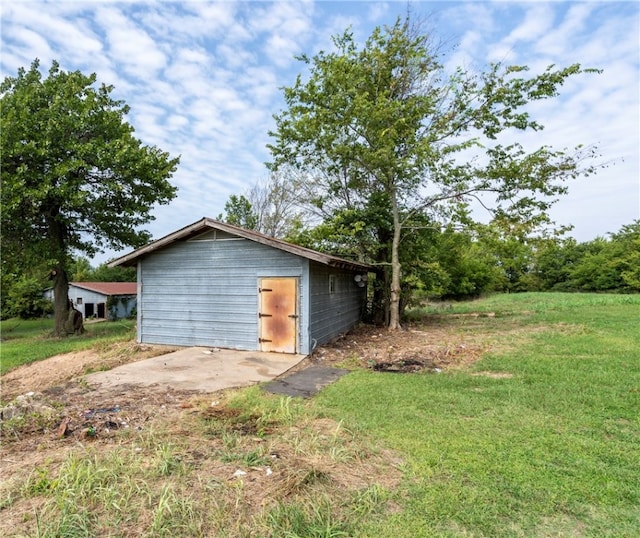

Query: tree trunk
<box><xmin>371</xmin><ymin>268</ymin><xmax>390</xmax><ymax>326</ymax></box>
<box><xmin>47</xmin><ymin>211</ymin><xmax>76</xmax><ymax>336</ymax></box>
<box><xmin>52</xmin><ymin>263</ymin><xmax>70</xmax><ymax>336</ymax></box>
<box><xmin>389</xmin><ymin>189</ymin><xmax>402</xmax><ymax>330</ymax></box>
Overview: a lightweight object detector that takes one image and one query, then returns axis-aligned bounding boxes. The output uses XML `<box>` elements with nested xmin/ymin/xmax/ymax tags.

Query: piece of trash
<box><xmin>433</xmin><ymin>368</ymin><xmax>442</xmax><ymax>373</ymax></box>
<box><xmin>265</xmin><ymin>467</ymin><xmax>273</xmax><ymax>476</ymax></box>
<box><xmin>211</xmin><ymin>400</ymin><xmax>220</xmax><ymax>407</ymax></box>
<box><xmin>84</xmin><ymin>426</ymin><xmax>96</xmax><ymax>438</ymax></box>
<box><xmin>84</xmin><ymin>407</ymin><xmax>120</xmax><ymax>419</ymax></box>
<box><xmin>56</xmin><ymin>417</ymin><xmax>71</xmax><ymax>438</ymax></box>
<box><xmin>233</xmin><ymin>469</ymin><xmax>247</xmax><ymax>477</ymax></box>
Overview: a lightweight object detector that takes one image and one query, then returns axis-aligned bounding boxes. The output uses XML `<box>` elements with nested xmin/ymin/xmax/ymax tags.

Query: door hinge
<box><xmin>259</xmin><ymin>338</ymin><xmax>272</xmax><ymax>343</ymax></box>
<box><xmin>288</xmin><ymin>314</ymin><xmax>299</xmax><ymax>319</ymax></box>
<box><xmin>259</xmin><ymin>288</ymin><xmax>272</xmax><ymax>293</ymax></box>
<box><xmin>259</xmin><ymin>313</ymin><xmax>272</xmax><ymax>318</ymax></box>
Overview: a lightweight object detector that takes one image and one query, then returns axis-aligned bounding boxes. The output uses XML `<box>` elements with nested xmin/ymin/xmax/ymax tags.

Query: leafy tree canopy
<box><xmin>1</xmin><ymin>59</ymin><xmax>179</xmax><ymax>334</ymax></box>
<box><xmin>217</xmin><ymin>194</ymin><xmax>258</xmax><ymax>231</ymax></box>
<box><xmin>268</xmin><ymin>16</ymin><xmax>600</xmax><ymax>327</ymax></box>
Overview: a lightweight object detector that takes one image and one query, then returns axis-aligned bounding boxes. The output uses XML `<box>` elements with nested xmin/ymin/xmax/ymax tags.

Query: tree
<box><xmin>268</xmin><ymin>17</ymin><xmax>599</xmax><ymax>329</ymax></box>
<box><xmin>614</xmin><ymin>221</ymin><xmax>640</xmax><ymax>291</ymax></box>
<box><xmin>1</xmin><ymin>59</ymin><xmax>179</xmax><ymax>335</ymax></box>
<box><xmin>532</xmin><ymin>237</ymin><xmax>583</xmax><ymax>291</ymax></box>
<box><xmin>565</xmin><ymin>222</ymin><xmax>640</xmax><ymax>293</ymax></box>
<box><xmin>69</xmin><ymin>257</ymin><xmax>93</xmax><ymax>282</ymax></box>
<box><xmin>2</xmin><ymin>273</ymin><xmax>53</xmax><ymax>319</ymax></box>
<box><xmin>217</xmin><ymin>169</ymin><xmax>304</xmax><ymax>239</ymax></box>
<box><xmin>90</xmin><ymin>262</ymin><xmax>137</xmax><ymax>283</ymax></box>
<box><xmin>67</xmin><ymin>257</ymin><xmax>136</xmax><ymax>282</ymax></box>
<box><xmin>217</xmin><ymin>194</ymin><xmax>258</xmax><ymax>230</ymax></box>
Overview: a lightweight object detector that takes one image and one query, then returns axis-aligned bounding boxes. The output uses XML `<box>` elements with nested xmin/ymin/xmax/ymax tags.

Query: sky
<box><xmin>1</xmin><ymin>0</ymin><xmax>638</xmax><ymax>265</ymax></box>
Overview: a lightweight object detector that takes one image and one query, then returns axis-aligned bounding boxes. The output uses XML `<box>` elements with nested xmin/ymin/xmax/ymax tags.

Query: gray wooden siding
<box><xmin>138</xmin><ymin>237</ymin><xmax>308</xmax><ymax>351</ymax></box>
<box><xmin>308</xmin><ymin>262</ymin><xmax>366</xmax><ymax>350</ymax></box>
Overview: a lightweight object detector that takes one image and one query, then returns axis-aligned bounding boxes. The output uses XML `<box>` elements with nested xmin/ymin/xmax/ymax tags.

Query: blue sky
<box><xmin>1</xmin><ymin>1</ymin><xmax>638</xmax><ymax>265</ymax></box>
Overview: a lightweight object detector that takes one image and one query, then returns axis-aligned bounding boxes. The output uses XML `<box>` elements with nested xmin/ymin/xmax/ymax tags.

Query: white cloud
<box><xmin>216</xmin><ymin>42</ymin><xmax>257</xmax><ymax>69</ymax></box>
<box><xmin>94</xmin><ymin>5</ymin><xmax>167</xmax><ymax>79</ymax></box>
<box><xmin>1</xmin><ymin>26</ymin><xmax>53</xmax><ymax>69</ymax></box>
<box><xmin>504</xmin><ymin>4</ymin><xmax>556</xmax><ymax>44</ymax></box>
<box><xmin>535</xmin><ymin>3</ymin><xmax>594</xmax><ymax>56</ymax></box>
<box><xmin>366</xmin><ymin>2</ymin><xmax>389</xmax><ymax>23</ymax></box>
<box><xmin>1</xmin><ymin>0</ymin><xmax>637</xmax><ymax>262</ymax></box>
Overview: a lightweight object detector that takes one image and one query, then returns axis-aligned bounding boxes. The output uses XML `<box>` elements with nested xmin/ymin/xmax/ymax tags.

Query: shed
<box><xmin>109</xmin><ymin>218</ymin><xmax>372</xmax><ymax>355</ymax></box>
<box><xmin>45</xmin><ymin>282</ymin><xmax>137</xmax><ymax>320</ymax></box>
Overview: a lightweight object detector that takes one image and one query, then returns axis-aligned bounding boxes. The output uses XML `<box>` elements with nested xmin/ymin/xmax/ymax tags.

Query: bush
<box><xmin>2</xmin><ymin>275</ymin><xmax>52</xmax><ymax>319</ymax></box>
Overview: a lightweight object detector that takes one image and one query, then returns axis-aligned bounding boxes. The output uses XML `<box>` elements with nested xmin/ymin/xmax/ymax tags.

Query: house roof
<box><xmin>70</xmin><ymin>282</ymin><xmax>137</xmax><ymax>296</ymax></box>
<box><xmin>108</xmin><ymin>217</ymin><xmax>373</xmax><ymax>273</ymax></box>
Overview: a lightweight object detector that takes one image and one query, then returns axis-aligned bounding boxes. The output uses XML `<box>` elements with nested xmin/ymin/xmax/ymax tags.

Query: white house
<box><xmin>44</xmin><ymin>282</ymin><xmax>137</xmax><ymax>320</ymax></box>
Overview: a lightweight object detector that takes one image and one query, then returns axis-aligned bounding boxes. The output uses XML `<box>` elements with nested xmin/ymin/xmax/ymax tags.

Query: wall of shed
<box><xmin>308</xmin><ymin>262</ymin><xmax>367</xmax><ymax>350</ymax></box>
<box><xmin>137</xmin><ymin>235</ymin><xmax>310</xmax><ymax>352</ymax></box>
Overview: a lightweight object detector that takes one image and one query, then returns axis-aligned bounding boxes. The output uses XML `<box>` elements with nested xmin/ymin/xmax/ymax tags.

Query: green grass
<box><xmin>314</xmin><ymin>293</ymin><xmax>640</xmax><ymax>537</ymax></box>
<box><xmin>21</xmin><ymin>439</ymin><xmax>203</xmax><ymax>538</ymax></box>
<box><xmin>2</xmin><ymin>293</ymin><xmax>638</xmax><ymax>536</ymax></box>
<box><xmin>4</xmin><ymin>393</ymin><xmax>390</xmax><ymax>538</ymax></box>
<box><xmin>0</xmin><ymin>317</ymin><xmax>136</xmax><ymax>374</ymax></box>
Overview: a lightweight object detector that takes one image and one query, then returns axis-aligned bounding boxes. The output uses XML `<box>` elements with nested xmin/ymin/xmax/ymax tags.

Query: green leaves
<box><xmin>1</xmin><ymin>59</ymin><xmax>179</xmax><ymax>261</ymax></box>
<box><xmin>217</xmin><ymin>194</ymin><xmax>259</xmax><ymax>230</ymax></box>
<box><xmin>1</xmin><ymin>59</ymin><xmax>179</xmax><ymax>331</ymax></box>
<box><xmin>267</xmin><ymin>16</ymin><xmax>600</xmax><ymax>325</ymax></box>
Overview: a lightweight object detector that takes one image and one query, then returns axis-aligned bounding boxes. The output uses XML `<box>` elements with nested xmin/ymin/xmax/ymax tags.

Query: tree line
<box><xmin>218</xmin><ymin>181</ymin><xmax>639</xmax><ymax>313</ymax></box>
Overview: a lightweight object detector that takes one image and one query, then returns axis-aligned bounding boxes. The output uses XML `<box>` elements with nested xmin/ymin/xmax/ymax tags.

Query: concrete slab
<box><xmin>85</xmin><ymin>347</ymin><xmax>306</xmax><ymax>393</ymax></box>
<box><xmin>263</xmin><ymin>366</ymin><xmax>350</xmax><ymax>398</ymax></box>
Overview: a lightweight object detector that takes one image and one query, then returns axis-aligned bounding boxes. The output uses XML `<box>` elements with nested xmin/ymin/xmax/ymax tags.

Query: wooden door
<box><xmin>259</xmin><ymin>278</ymin><xmax>297</xmax><ymax>353</ymax></box>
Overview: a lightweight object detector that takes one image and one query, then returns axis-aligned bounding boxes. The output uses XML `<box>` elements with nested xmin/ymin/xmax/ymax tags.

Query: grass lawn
<box><xmin>0</xmin><ymin>317</ymin><xmax>136</xmax><ymax>375</ymax></box>
<box><xmin>314</xmin><ymin>293</ymin><xmax>640</xmax><ymax>536</ymax></box>
<box><xmin>1</xmin><ymin>293</ymin><xmax>638</xmax><ymax>537</ymax></box>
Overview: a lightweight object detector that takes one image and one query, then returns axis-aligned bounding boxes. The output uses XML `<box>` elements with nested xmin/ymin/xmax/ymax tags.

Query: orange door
<box><xmin>259</xmin><ymin>278</ymin><xmax>297</xmax><ymax>353</ymax></box>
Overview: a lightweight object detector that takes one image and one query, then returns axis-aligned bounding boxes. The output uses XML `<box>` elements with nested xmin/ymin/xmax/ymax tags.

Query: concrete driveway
<box><xmin>85</xmin><ymin>347</ymin><xmax>307</xmax><ymax>393</ymax></box>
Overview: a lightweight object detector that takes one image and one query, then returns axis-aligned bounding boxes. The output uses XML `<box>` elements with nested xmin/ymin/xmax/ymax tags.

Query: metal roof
<box><xmin>108</xmin><ymin>217</ymin><xmax>373</xmax><ymax>273</ymax></box>
<box><xmin>70</xmin><ymin>282</ymin><xmax>137</xmax><ymax>296</ymax></box>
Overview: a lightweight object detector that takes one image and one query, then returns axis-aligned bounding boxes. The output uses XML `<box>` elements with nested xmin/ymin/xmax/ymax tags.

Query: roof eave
<box><xmin>108</xmin><ymin>218</ymin><xmax>210</xmax><ymax>267</ymax></box>
<box><xmin>108</xmin><ymin>217</ymin><xmax>374</xmax><ymax>273</ymax></box>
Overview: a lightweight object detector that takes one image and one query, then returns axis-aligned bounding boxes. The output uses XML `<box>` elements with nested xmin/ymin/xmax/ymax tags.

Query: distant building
<box><xmin>44</xmin><ymin>282</ymin><xmax>137</xmax><ymax>320</ymax></box>
<box><xmin>109</xmin><ymin>218</ymin><xmax>372</xmax><ymax>355</ymax></box>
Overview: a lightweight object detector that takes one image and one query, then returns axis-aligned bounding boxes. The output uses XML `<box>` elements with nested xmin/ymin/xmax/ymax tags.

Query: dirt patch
<box><xmin>308</xmin><ymin>319</ymin><xmax>491</xmax><ymax>373</ymax></box>
<box><xmin>1</xmin><ymin>341</ymin><xmax>179</xmax><ymax>401</ymax></box>
<box><xmin>373</xmin><ymin>358</ymin><xmax>438</xmax><ymax>373</ymax></box>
